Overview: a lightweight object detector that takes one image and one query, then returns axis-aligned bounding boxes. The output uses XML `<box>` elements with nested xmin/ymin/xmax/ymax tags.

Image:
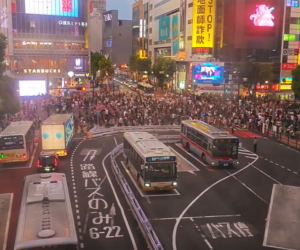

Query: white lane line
<box><xmin>151</xmin><ymin>214</ymin><xmax>241</xmax><ymax>221</ymax></box>
<box><xmin>251</xmin><ymin>165</ymin><xmax>282</xmax><ymax>185</ymax></box>
<box><xmin>172</xmin><ymin>155</ymin><xmax>259</xmax><ymax>250</ymax></box>
<box><xmin>245</xmin><ymin>156</ymin><xmax>257</xmax><ymax>160</ymax></box>
<box><xmin>204</xmin><ymin>239</ymin><xmax>213</xmax><ymax>250</ymax></box>
<box><xmin>229</xmin><ymin>173</ymin><xmax>268</xmax><ymax>204</ymax></box>
<box><xmin>287</xmin><ymin>169</ymin><xmax>291</xmax><ymax>171</ymax></box>
<box><xmin>269</xmin><ymin>161</ymin><xmax>273</xmax><ymax>163</ymax></box>
<box><xmin>239</xmin><ymin>152</ymin><xmax>257</xmax><ymax>156</ymax></box>
<box><xmin>174</xmin><ymin>143</ymin><xmax>207</xmax><ymax>167</ymax></box>
<box><xmin>275</xmin><ymin>163</ymin><xmax>279</xmax><ymax>165</ymax></box>
<box><xmin>80</xmin><ymin>243</ymin><xmax>84</xmax><ymax>249</ymax></box>
<box><xmin>114</xmin><ymin>136</ymin><xmax>118</xmax><ymax>146</ymax></box>
<box><xmin>103</xmin><ymin>153</ymin><xmax>138</xmax><ymax>250</ymax></box>
<box><xmin>2</xmin><ymin>193</ymin><xmax>13</xmax><ymax>250</ymax></box>
<box><xmin>169</xmin><ymin>146</ymin><xmax>200</xmax><ymax>172</ymax></box>
<box><xmin>281</xmin><ymin>166</ymin><xmax>285</xmax><ymax>168</ymax></box>
<box><xmin>294</xmin><ymin>172</ymin><xmax>298</xmax><ymax>174</ymax></box>
<box><xmin>265</xmin><ymin>158</ymin><xmax>268</xmax><ymax>160</ymax></box>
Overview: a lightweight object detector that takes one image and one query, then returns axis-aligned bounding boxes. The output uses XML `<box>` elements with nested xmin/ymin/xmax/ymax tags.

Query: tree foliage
<box><xmin>138</xmin><ymin>58</ymin><xmax>152</xmax><ymax>73</ymax></box>
<box><xmin>233</xmin><ymin>62</ymin><xmax>273</xmax><ymax>84</ymax></box>
<box><xmin>0</xmin><ymin>34</ymin><xmax>20</xmax><ymax>117</ymax></box>
<box><xmin>90</xmin><ymin>51</ymin><xmax>103</xmax><ymax>79</ymax></box>
<box><xmin>292</xmin><ymin>65</ymin><xmax>300</xmax><ymax>98</ymax></box>
<box><xmin>152</xmin><ymin>56</ymin><xmax>177</xmax><ymax>87</ymax></box>
<box><xmin>128</xmin><ymin>54</ymin><xmax>139</xmax><ymax>72</ymax></box>
<box><xmin>98</xmin><ymin>57</ymin><xmax>114</xmax><ymax>80</ymax></box>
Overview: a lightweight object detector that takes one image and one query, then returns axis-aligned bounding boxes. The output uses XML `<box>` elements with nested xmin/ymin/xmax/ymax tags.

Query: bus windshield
<box><xmin>212</xmin><ymin>139</ymin><xmax>238</xmax><ymax>159</ymax></box>
<box><xmin>145</xmin><ymin>163</ymin><xmax>177</xmax><ymax>178</ymax></box>
<box><xmin>0</xmin><ymin>135</ymin><xmax>24</xmax><ymax>150</ymax></box>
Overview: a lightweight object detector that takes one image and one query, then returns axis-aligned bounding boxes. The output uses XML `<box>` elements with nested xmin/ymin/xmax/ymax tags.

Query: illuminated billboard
<box><xmin>250</xmin><ymin>5</ymin><xmax>275</xmax><ymax>27</ymax></box>
<box><xmin>19</xmin><ymin>80</ymin><xmax>46</xmax><ymax>96</ymax></box>
<box><xmin>192</xmin><ymin>63</ymin><xmax>224</xmax><ymax>84</ymax></box>
<box><xmin>42</xmin><ymin>125</ymin><xmax>65</xmax><ymax>150</ymax></box>
<box><xmin>25</xmin><ymin>0</ymin><xmax>79</xmax><ymax>17</ymax></box>
<box><xmin>192</xmin><ymin>0</ymin><xmax>215</xmax><ymax>48</ymax></box>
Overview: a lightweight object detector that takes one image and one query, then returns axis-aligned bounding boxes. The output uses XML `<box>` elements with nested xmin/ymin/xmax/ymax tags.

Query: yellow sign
<box><xmin>280</xmin><ymin>85</ymin><xmax>292</xmax><ymax>90</ymax></box>
<box><xmin>192</xmin><ymin>0</ymin><xmax>215</xmax><ymax>48</ymax></box>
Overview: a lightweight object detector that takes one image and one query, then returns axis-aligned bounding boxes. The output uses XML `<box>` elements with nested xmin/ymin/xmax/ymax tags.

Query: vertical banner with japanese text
<box><xmin>192</xmin><ymin>0</ymin><xmax>215</xmax><ymax>48</ymax></box>
<box><xmin>172</xmin><ymin>14</ymin><xmax>179</xmax><ymax>55</ymax></box>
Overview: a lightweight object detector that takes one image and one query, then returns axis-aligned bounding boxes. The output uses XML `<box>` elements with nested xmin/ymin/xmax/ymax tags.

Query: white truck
<box><xmin>41</xmin><ymin>114</ymin><xmax>75</xmax><ymax>156</ymax></box>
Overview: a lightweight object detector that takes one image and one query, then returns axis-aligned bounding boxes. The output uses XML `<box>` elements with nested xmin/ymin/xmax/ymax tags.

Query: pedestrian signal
<box><xmin>225</xmin><ymin>88</ymin><xmax>229</xmax><ymax>93</ymax></box>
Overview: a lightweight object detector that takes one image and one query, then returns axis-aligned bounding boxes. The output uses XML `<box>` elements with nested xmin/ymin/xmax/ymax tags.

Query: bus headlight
<box><xmin>145</xmin><ymin>183</ymin><xmax>151</xmax><ymax>187</ymax></box>
<box><xmin>172</xmin><ymin>182</ymin><xmax>177</xmax><ymax>186</ymax></box>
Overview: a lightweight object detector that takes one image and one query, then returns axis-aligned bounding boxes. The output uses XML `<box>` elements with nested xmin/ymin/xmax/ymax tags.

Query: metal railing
<box><xmin>88</xmin><ymin>125</ymin><xmax>181</xmax><ymax>138</ymax></box>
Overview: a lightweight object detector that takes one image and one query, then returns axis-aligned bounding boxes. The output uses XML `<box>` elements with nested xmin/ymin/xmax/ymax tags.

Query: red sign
<box><xmin>189</xmin><ymin>63</ymin><xmax>193</xmax><ymax>82</ymax></box>
<box><xmin>194</xmin><ymin>48</ymin><xmax>210</xmax><ymax>53</ymax></box>
<box><xmin>282</xmin><ymin>63</ymin><xmax>297</xmax><ymax>70</ymax></box>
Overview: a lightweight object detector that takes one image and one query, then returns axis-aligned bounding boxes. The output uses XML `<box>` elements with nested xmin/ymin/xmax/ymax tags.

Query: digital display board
<box><xmin>245</xmin><ymin>0</ymin><xmax>279</xmax><ymax>36</ymax></box>
<box><xmin>42</xmin><ymin>125</ymin><xmax>65</xmax><ymax>150</ymax></box>
<box><xmin>146</xmin><ymin>156</ymin><xmax>176</xmax><ymax>162</ymax></box>
<box><xmin>19</xmin><ymin>80</ymin><xmax>46</xmax><ymax>96</ymax></box>
<box><xmin>192</xmin><ymin>64</ymin><xmax>224</xmax><ymax>84</ymax></box>
<box><xmin>25</xmin><ymin>0</ymin><xmax>79</xmax><ymax>17</ymax></box>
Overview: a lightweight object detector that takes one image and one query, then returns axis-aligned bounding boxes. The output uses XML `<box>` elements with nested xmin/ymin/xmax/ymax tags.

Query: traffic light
<box><xmin>76</xmin><ymin>86</ymin><xmax>86</xmax><ymax>91</ymax></box>
<box><xmin>1</xmin><ymin>153</ymin><xmax>3</xmax><ymax>159</ymax></box>
<box><xmin>225</xmin><ymin>88</ymin><xmax>229</xmax><ymax>93</ymax></box>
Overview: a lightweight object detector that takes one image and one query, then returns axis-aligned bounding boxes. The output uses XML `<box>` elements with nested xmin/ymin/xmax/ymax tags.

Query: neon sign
<box><xmin>250</xmin><ymin>5</ymin><xmax>274</xmax><ymax>27</ymax></box>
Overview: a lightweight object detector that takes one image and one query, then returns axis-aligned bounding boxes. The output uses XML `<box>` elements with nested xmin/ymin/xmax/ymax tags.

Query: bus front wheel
<box><xmin>186</xmin><ymin>143</ymin><xmax>190</xmax><ymax>152</ymax></box>
<box><xmin>202</xmin><ymin>154</ymin><xmax>206</xmax><ymax>164</ymax></box>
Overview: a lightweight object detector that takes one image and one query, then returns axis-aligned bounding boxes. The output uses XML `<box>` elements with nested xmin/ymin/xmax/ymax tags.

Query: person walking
<box><xmin>231</xmin><ymin>127</ymin><xmax>234</xmax><ymax>134</ymax></box>
<box><xmin>253</xmin><ymin>137</ymin><xmax>258</xmax><ymax>154</ymax></box>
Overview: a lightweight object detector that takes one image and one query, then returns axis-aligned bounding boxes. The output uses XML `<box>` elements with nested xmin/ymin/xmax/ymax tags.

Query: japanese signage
<box><xmin>280</xmin><ymin>77</ymin><xmax>292</xmax><ymax>84</ymax></box>
<box><xmin>159</xmin><ymin>16</ymin><xmax>170</xmax><ymax>41</ymax></box>
<box><xmin>172</xmin><ymin>14</ymin><xmax>179</xmax><ymax>55</ymax></box>
<box><xmin>280</xmin><ymin>85</ymin><xmax>292</xmax><ymax>90</ymax></box>
<box><xmin>281</xmin><ymin>63</ymin><xmax>297</xmax><ymax>71</ymax></box>
<box><xmin>282</xmin><ymin>48</ymin><xmax>298</xmax><ymax>56</ymax></box>
<box><xmin>58</xmin><ymin>20</ymin><xmax>87</xmax><ymax>27</ymax></box>
<box><xmin>24</xmin><ymin>69</ymin><xmax>61</xmax><ymax>74</ymax></box>
<box><xmin>284</xmin><ymin>34</ymin><xmax>296</xmax><ymax>41</ymax></box>
<box><xmin>192</xmin><ymin>0</ymin><xmax>215</xmax><ymax>48</ymax></box>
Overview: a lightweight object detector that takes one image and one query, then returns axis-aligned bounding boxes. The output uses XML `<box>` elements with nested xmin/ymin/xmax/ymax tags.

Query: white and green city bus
<box><xmin>180</xmin><ymin>120</ymin><xmax>239</xmax><ymax>167</ymax></box>
<box><xmin>0</xmin><ymin>121</ymin><xmax>35</xmax><ymax>163</ymax></box>
<box><xmin>137</xmin><ymin>82</ymin><xmax>154</xmax><ymax>96</ymax></box>
<box><xmin>123</xmin><ymin>132</ymin><xmax>178</xmax><ymax>191</ymax></box>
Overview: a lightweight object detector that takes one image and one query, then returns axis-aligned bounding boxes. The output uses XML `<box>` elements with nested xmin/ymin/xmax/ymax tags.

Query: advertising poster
<box><xmin>19</xmin><ymin>80</ymin><xmax>46</xmax><ymax>96</ymax></box>
<box><xmin>25</xmin><ymin>0</ymin><xmax>79</xmax><ymax>17</ymax></box>
<box><xmin>192</xmin><ymin>64</ymin><xmax>224</xmax><ymax>84</ymax></box>
<box><xmin>0</xmin><ymin>0</ymin><xmax>8</xmax><ymax>33</ymax></box>
<box><xmin>42</xmin><ymin>125</ymin><xmax>65</xmax><ymax>150</ymax></box>
<box><xmin>65</xmin><ymin>117</ymin><xmax>74</xmax><ymax>148</ymax></box>
<box><xmin>172</xmin><ymin>14</ymin><xmax>179</xmax><ymax>55</ymax></box>
<box><xmin>159</xmin><ymin>16</ymin><xmax>170</xmax><ymax>41</ymax></box>
<box><xmin>192</xmin><ymin>0</ymin><xmax>215</xmax><ymax>48</ymax></box>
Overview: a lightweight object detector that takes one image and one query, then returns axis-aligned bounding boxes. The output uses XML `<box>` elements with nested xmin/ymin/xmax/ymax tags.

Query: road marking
<box><xmin>294</xmin><ymin>172</ymin><xmax>298</xmax><ymax>174</ymax></box>
<box><xmin>114</xmin><ymin>137</ymin><xmax>118</xmax><ymax>146</ymax></box>
<box><xmin>287</xmin><ymin>169</ymin><xmax>291</xmax><ymax>171</ymax></box>
<box><xmin>188</xmin><ymin>171</ymin><xmax>197</xmax><ymax>176</ymax></box>
<box><xmin>281</xmin><ymin>166</ymin><xmax>285</xmax><ymax>169</ymax></box>
<box><xmin>275</xmin><ymin>163</ymin><xmax>279</xmax><ymax>165</ymax></box>
<box><xmin>151</xmin><ymin>214</ymin><xmax>241</xmax><ymax>221</ymax></box>
<box><xmin>229</xmin><ymin>173</ymin><xmax>268</xmax><ymax>204</ymax></box>
<box><xmin>169</xmin><ymin>146</ymin><xmax>200</xmax><ymax>172</ymax></box>
<box><xmin>204</xmin><ymin>239</ymin><xmax>213</xmax><ymax>250</ymax></box>
<box><xmin>265</xmin><ymin>158</ymin><xmax>268</xmax><ymax>161</ymax></box>
<box><xmin>245</xmin><ymin>156</ymin><xmax>257</xmax><ymax>160</ymax></box>
<box><xmin>239</xmin><ymin>152</ymin><xmax>257</xmax><ymax>156</ymax></box>
<box><xmin>175</xmin><ymin>143</ymin><xmax>208</xmax><ymax>168</ymax></box>
<box><xmin>172</xmin><ymin>155</ymin><xmax>259</xmax><ymax>250</ymax></box>
<box><xmin>251</xmin><ymin>165</ymin><xmax>282</xmax><ymax>185</ymax></box>
<box><xmin>103</xmin><ymin>153</ymin><xmax>138</xmax><ymax>250</ymax></box>
<box><xmin>80</xmin><ymin>243</ymin><xmax>84</xmax><ymax>248</ymax></box>
<box><xmin>270</xmin><ymin>161</ymin><xmax>273</xmax><ymax>163</ymax></box>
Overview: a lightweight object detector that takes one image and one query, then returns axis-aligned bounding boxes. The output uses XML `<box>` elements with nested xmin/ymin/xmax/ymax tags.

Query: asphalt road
<box><xmin>1</xmin><ymin>127</ymin><xmax>299</xmax><ymax>250</ymax></box>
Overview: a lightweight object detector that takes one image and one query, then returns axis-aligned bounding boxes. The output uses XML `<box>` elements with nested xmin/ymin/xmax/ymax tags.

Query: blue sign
<box><xmin>192</xmin><ymin>64</ymin><xmax>225</xmax><ymax>84</ymax></box>
<box><xmin>159</xmin><ymin>16</ymin><xmax>170</xmax><ymax>41</ymax></box>
<box><xmin>172</xmin><ymin>15</ymin><xmax>179</xmax><ymax>55</ymax></box>
<box><xmin>25</xmin><ymin>0</ymin><xmax>79</xmax><ymax>17</ymax></box>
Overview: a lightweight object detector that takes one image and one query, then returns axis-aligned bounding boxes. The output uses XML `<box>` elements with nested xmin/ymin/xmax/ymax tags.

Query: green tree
<box><xmin>138</xmin><ymin>58</ymin><xmax>152</xmax><ymax>74</ymax></box>
<box><xmin>90</xmin><ymin>51</ymin><xmax>103</xmax><ymax>79</ymax></box>
<box><xmin>0</xmin><ymin>34</ymin><xmax>20</xmax><ymax>118</ymax></box>
<box><xmin>152</xmin><ymin>56</ymin><xmax>177</xmax><ymax>88</ymax></box>
<box><xmin>98</xmin><ymin>57</ymin><xmax>114</xmax><ymax>80</ymax></box>
<box><xmin>128</xmin><ymin>54</ymin><xmax>139</xmax><ymax>73</ymax></box>
<box><xmin>292</xmin><ymin>65</ymin><xmax>300</xmax><ymax>98</ymax></box>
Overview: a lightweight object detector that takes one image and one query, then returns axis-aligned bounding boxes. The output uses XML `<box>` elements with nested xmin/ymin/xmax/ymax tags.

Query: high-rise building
<box><xmin>102</xmin><ymin>10</ymin><xmax>132</xmax><ymax>66</ymax></box>
<box><xmin>2</xmin><ymin>0</ymin><xmax>106</xmax><ymax>96</ymax></box>
<box><xmin>142</xmin><ymin>0</ymin><xmax>285</xmax><ymax>93</ymax></box>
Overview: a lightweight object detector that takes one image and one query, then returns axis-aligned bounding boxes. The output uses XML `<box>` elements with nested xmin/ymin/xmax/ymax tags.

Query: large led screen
<box><xmin>192</xmin><ymin>65</ymin><xmax>224</xmax><ymax>84</ymax></box>
<box><xmin>25</xmin><ymin>0</ymin><xmax>79</xmax><ymax>17</ymax></box>
<box><xmin>244</xmin><ymin>0</ymin><xmax>279</xmax><ymax>36</ymax></box>
<box><xmin>19</xmin><ymin>80</ymin><xmax>46</xmax><ymax>96</ymax></box>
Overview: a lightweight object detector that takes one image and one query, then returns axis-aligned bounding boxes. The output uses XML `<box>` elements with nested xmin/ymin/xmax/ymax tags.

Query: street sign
<box><xmin>282</xmin><ymin>49</ymin><xmax>298</xmax><ymax>56</ymax></box>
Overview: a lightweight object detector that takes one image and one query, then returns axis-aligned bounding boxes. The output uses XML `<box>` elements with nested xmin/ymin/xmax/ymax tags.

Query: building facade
<box><xmin>1</xmin><ymin>0</ymin><xmax>106</xmax><ymax>96</ymax></box>
<box><xmin>102</xmin><ymin>10</ymin><xmax>132</xmax><ymax>66</ymax></box>
<box><xmin>142</xmin><ymin>0</ymin><xmax>286</xmax><ymax>92</ymax></box>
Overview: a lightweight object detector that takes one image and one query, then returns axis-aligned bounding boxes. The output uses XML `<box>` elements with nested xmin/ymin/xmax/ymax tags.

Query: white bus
<box><xmin>14</xmin><ymin>173</ymin><xmax>78</xmax><ymax>250</ymax></box>
<box><xmin>123</xmin><ymin>132</ymin><xmax>178</xmax><ymax>191</ymax></box>
<box><xmin>0</xmin><ymin>121</ymin><xmax>35</xmax><ymax>163</ymax></box>
<box><xmin>181</xmin><ymin>120</ymin><xmax>239</xmax><ymax>167</ymax></box>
